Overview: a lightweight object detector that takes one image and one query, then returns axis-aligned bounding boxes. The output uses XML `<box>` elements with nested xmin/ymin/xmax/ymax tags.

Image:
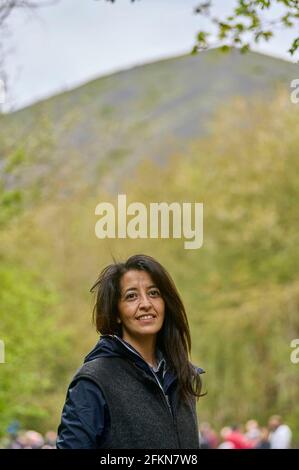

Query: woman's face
<box><xmin>117</xmin><ymin>269</ymin><xmax>165</xmax><ymax>343</ymax></box>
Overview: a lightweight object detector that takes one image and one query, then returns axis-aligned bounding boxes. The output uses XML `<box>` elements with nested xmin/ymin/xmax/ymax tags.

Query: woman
<box><xmin>57</xmin><ymin>254</ymin><xmax>204</xmax><ymax>449</ymax></box>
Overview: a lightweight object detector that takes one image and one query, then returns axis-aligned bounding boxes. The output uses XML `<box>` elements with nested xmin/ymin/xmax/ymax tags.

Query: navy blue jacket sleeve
<box><xmin>56</xmin><ymin>378</ymin><xmax>107</xmax><ymax>449</ymax></box>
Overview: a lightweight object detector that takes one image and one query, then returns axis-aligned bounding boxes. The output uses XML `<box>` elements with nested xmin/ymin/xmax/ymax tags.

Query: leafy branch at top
<box><xmin>102</xmin><ymin>0</ymin><xmax>299</xmax><ymax>58</ymax></box>
<box><xmin>192</xmin><ymin>0</ymin><xmax>299</xmax><ymax>58</ymax></box>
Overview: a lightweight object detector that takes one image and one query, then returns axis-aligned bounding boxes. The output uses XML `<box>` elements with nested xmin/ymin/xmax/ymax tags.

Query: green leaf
<box><xmin>240</xmin><ymin>43</ymin><xmax>250</xmax><ymax>53</ymax></box>
<box><xmin>220</xmin><ymin>45</ymin><xmax>232</xmax><ymax>53</ymax></box>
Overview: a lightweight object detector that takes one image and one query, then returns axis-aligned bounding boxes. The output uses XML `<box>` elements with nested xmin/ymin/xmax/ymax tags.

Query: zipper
<box><xmin>111</xmin><ymin>335</ymin><xmax>181</xmax><ymax>447</ymax></box>
<box><xmin>149</xmin><ymin>367</ymin><xmax>181</xmax><ymax>448</ymax></box>
<box><xmin>111</xmin><ymin>335</ymin><xmax>175</xmax><ymax>418</ymax></box>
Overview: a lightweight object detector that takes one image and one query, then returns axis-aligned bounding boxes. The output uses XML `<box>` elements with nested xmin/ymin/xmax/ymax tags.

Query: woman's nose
<box><xmin>139</xmin><ymin>293</ymin><xmax>152</xmax><ymax>309</ymax></box>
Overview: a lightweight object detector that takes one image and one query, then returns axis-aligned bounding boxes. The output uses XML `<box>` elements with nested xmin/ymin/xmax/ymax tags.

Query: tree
<box><xmin>103</xmin><ymin>0</ymin><xmax>299</xmax><ymax>59</ymax></box>
<box><xmin>0</xmin><ymin>0</ymin><xmax>57</xmax><ymax>28</ymax></box>
<box><xmin>0</xmin><ymin>1</ymin><xmax>58</xmax><ymax>110</ymax></box>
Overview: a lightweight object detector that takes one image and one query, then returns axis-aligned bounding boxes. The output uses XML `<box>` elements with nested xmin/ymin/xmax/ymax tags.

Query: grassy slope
<box><xmin>0</xmin><ymin>48</ymin><xmax>297</xmax><ymax>196</ymax></box>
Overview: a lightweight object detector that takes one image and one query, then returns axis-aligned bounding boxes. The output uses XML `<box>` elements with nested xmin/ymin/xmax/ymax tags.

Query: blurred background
<box><xmin>0</xmin><ymin>0</ymin><xmax>298</xmax><ymax>449</ymax></box>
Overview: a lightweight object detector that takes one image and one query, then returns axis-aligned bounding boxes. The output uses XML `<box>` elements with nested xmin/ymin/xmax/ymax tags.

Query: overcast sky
<box><xmin>2</xmin><ymin>0</ymin><xmax>297</xmax><ymax>111</ymax></box>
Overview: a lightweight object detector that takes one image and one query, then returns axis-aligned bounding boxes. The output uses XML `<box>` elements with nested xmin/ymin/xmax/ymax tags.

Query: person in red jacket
<box><xmin>226</xmin><ymin>425</ymin><xmax>255</xmax><ymax>449</ymax></box>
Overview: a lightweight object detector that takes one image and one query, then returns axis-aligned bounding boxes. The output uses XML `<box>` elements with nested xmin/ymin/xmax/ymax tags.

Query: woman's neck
<box><xmin>122</xmin><ymin>333</ymin><xmax>157</xmax><ymax>367</ymax></box>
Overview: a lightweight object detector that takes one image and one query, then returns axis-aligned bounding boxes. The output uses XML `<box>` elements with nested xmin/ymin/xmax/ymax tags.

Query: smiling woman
<box><xmin>56</xmin><ymin>254</ymin><xmax>205</xmax><ymax>449</ymax></box>
<box><xmin>116</xmin><ymin>269</ymin><xmax>166</xmax><ymax>367</ymax></box>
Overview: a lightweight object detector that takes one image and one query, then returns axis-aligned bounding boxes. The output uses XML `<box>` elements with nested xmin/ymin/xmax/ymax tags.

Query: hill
<box><xmin>0</xmin><ymin>47</ymin><xmax>297</xmax><ymax>198</ymax></box>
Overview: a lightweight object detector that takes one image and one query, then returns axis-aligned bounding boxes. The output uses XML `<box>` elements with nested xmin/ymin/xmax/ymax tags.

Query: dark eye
<box><xmin>149</xmin><ymin>289</ymin><xmax>160</xmax><ymax>297</ymax></box>
<box><xmin>125</xmin><ymin>292</ymin><xmax>136</xmax><ymax>300</ymax></box>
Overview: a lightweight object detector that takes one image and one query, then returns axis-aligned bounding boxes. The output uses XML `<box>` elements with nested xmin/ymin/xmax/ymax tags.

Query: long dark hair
<box><xmin>90</xmin><ymin>254</ymin><xmax>203</xmax><ymax>403</ymax></box>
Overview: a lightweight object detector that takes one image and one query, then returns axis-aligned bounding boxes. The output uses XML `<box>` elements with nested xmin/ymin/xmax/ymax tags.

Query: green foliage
<box><xmin>289</xmin><ymin>37</ymin><xmax>299</xmax><ymax>55</ymax></box>
<box><xmin>0</xmin><ymin>146</ymin><xmax>26</xmax><ymax>227</ymax></box>
<box><xmin>0</xmin><ymin>114</ymin><xmax>55</xmax><ymax>228</ymax></box>
<box><xmin>0</xmin><ymin>189</ymin><xmax>23</xmax><ymax>227</ymax></box>
<box><xmin>3</xmin><ymin>148</ymin><xmax>27</xmax><ymax>173</ymax></box>
<box><xmin>0</xmin><ymin>261</ymin><xmax>70</xmax><ymax>435</ymax></box>
<box><xmin>104</xmin><ymin>0</ymin><xmax>299</xmax><ymax>58</ymax></box>
<box><xmin>194</xmin><ymin>1</ymin><xmax>299</xmax><ymax>58</ymax></box>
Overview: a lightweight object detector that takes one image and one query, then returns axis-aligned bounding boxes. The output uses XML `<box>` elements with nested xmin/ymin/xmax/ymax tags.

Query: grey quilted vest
<box><xmin>72</xmin><ymin>356</ymin><xmax>200</xmax><ymax>449</ymax></box>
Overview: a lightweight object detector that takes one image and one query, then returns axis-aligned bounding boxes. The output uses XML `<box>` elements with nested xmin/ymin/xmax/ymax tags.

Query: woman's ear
<box><xmin>116</xmin><ymin>317</ymin><xmax>122</xmax><ymax>324</ymax></box>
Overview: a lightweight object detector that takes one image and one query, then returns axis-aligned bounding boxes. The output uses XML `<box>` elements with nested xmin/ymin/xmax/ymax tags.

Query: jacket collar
<box><xmin>84</xmin><ymin>334</ymin><xmax>204</xmax><ymax>394</ymax></box>
<box><xmin>111</xmin><ymin>334</ymin><xmax>165</xmax><ymax>366</ymax></box>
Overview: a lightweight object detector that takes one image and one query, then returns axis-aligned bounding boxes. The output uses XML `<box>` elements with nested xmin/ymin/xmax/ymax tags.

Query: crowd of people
<box><xmin>0</xmin><ymin>430</ymin><xmax>57</xmax><ymax>449</ymax></box>
<box><xmin>200</xmin><ymin>415</ymin><xmax>293</xmax><ymax>449</ymax></box>
<box><xmin>0</xmin><ymin>415</ymin><xmax>293</xmax><ymax>449</ymax></box>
